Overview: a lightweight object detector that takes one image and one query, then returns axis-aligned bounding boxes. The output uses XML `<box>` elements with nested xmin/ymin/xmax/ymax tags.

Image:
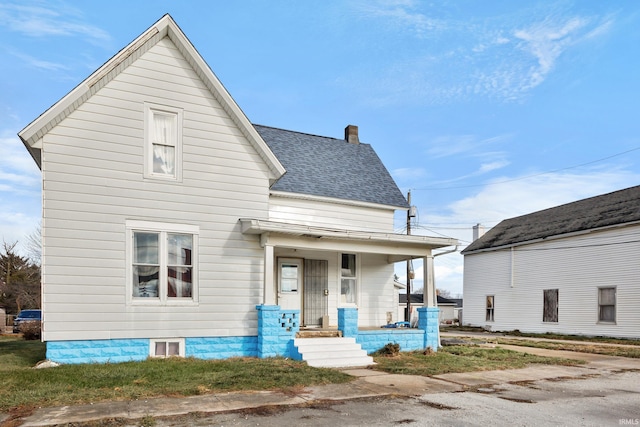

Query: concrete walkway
<box><xmin>9</xmin><ymin>341</ymin><xmax>640</xmax><ymax>427</ymax></box>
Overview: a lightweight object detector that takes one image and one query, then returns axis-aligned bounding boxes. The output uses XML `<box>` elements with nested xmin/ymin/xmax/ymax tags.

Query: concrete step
<box><xmin>294</xmin><ymin>337</ymin><xmax>374</xmax><ymax>368</ymax></box>
<box><xmin>296</xmin><ymin>330</ymin><xmax>342</xmax><ymax>338</ymax></box>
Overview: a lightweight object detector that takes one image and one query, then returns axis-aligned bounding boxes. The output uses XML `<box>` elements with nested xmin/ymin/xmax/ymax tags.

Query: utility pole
<box><xmin>405</xmin><ymin>190</ymin><xmax>413</xmax><ymax>322</ymax></box>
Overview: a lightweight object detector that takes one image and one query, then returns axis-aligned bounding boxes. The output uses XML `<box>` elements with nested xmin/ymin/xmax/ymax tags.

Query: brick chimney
<box><xmin>345</xmin><ymin>125</ymin><xmax>359</xmax><ymax>144</ymax></box>
<box><xmin>472</xmin><ymin>223</ymin><xmax>486</xmax><ymax>241</ymax></box>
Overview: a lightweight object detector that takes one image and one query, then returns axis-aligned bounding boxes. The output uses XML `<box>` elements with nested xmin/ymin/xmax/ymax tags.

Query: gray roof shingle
<box><xmin>254</xmin><ymin>124</ymin><xmax>409</xmax><ymax>208</ymax></box>
<box><xmin>462</xmin><ymin>185</ymin><xmax>640</xmax><ymax>253</ymax></box>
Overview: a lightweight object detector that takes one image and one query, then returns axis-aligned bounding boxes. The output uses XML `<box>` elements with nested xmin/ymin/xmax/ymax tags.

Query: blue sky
<box><xmin>2</xmin><ymin>1</ymin><xmax>640</xmax><ymax>297</ymax></box>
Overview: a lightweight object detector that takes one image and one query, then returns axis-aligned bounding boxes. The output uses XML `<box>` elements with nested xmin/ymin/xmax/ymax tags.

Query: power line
<box><xmin>412</xmin><ymin>146</ymin><xmax>640</xmax><ymax>191</ymax></box>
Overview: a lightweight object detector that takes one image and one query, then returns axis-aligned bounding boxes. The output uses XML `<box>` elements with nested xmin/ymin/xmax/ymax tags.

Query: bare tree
<box><xmin>437</xmin><ymin>288</ymin><xmax>452</xmax><ymax>299</ymax></box>
<box><xmin>24</xmin><ymin>222</ymin><xmax>42</xmax><ymax>266</ymax></box>
<box><xmin>0</xmin><ymin>241</ymin><xmax>41</xmax><ymax>314</ymax></box>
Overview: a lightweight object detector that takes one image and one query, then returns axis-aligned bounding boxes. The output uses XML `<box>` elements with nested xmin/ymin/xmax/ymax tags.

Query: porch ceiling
<box><xmin>239</xmin><ymin>218</ymin><xmax>458</xmax><ymax>260</ymax></box>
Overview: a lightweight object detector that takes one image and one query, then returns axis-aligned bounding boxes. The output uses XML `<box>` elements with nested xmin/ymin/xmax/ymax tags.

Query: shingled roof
<box><xmin>254</xmin><ymin>124</ymin><xmax>409</xmax><ymax>209</ymax></box>
<box><xmin>462</xmin><ymin>185</ymin><xmax>640</xmax><ymax>254</ymax></box>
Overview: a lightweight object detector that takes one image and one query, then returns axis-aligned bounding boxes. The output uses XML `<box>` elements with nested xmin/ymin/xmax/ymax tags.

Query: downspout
<box><xmin>510</xmin><ymin>246</ymin><xmax>515</xmax><ymax>288</ymax></box>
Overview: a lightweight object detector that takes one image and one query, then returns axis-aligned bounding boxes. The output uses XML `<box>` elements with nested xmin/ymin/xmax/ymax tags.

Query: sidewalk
<box><xmin>10</xmin><ymin>344</ymin><xmax>640</xmax><ymax>427</ymax></box>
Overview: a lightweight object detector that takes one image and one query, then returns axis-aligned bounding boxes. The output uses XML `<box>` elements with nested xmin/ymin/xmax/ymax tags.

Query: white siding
<box><xmin>269</xmin><ymin>195</ymin><xmax>396</xmax><ymax>233</ymax></box>
<box><xmin>41</xmin><ymin>37</ymin><xmax>272</xmax><ymax>341</ymax></box>
<box><xmin>463</xmin><ymin>225</ymin><xmax>640</xmax><ymax>338</ymax></box>
<box><xmin>358</xmin><ymin>253</ymin><xmax>396</xmax><ymax>327</ymax></box>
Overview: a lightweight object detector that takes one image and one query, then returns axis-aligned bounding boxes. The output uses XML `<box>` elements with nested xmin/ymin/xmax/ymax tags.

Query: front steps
<box><xmin>294</xmin><ymin>336</ymin><xmax>374</xmax><ymax>368</ymax></box>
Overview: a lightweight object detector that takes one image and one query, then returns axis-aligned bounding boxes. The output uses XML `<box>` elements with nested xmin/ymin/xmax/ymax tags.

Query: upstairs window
<box><xmin>145</xmin><ymin>103</ymin><xmax>183</xmax><ymax>181</ymax></box>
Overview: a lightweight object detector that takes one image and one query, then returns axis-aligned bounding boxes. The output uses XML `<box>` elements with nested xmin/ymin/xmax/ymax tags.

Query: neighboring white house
<box><xmin>462</xmin><ymin>185</ymin><xmax>640</xmax><ymax>339</ymax></box>
<box><xmin>19</xmin><ymin>15</ymin><xmax>457</xmax><ymax>364</ymax></box>
<box><xmin>397</xmin><ymin>294</ymin><xmax>458</xmax><ymax>325</ymax></box>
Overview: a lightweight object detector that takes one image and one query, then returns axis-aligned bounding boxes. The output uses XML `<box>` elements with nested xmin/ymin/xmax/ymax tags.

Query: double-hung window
<box><xmin>598</xmin><ymin>287</ymin><xmax>616</xmax><ymax>323</ymax></box>
<box><xmin>144</xmin><ymin>103</ymin><xmax>183</xmax><ymax>181</ymax></box>
<box><xmin>127</xmin><ymin>221</ymin><xmax>198</xmax><ymax>304</ymax></box>
<box><xmin>340</xmin><ymin>253</ymin><xmax>357</xmax><ymax>304</ymax></box>
<box><xmin>486</xmin><ymin>295</ymin><xmax>495</xmax><ymax>322</ymax></box>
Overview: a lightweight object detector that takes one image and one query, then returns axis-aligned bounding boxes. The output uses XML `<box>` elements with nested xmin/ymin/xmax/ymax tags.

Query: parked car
<box><xmin>13</xmin><ymin>309</ymin><xmax>42</xmax><ymax>333</ymax></box>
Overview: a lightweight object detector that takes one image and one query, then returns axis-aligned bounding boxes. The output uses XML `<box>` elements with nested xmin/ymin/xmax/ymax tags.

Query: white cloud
<box><xmin>0</xmin><ymin>2</ymin><xmax>111</xmax><ymax>44</ymax></box>
<box><xmin>392</xmin><ymin>167</ymin><xmax>427</xmax><ymax>181</ymax></box>
<box><xmin>345</xmin><ymin>4</ymin><xmax>616</xmax><ymax>105</ymax></box>
<box><xmin>0</xmin><ymin>130</ymin><xmax>41</xmax><ymax>254</ymax></box>
<box><xmin>7</xmin><ymin>50</ymin><xmax>69</xmax><ymax>71</ymax></box>
<box><xmin>353</xmin><ymin>0</ymin><xmax>446</xmax><ymax>36</ymax></box>
<box><xmin>400</xmin><ymin>168</ymin><xmax>640</xmax><ymax>297</ymax></box>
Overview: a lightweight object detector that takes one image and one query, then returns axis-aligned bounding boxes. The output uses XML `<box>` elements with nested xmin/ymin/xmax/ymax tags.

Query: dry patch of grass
<box><xmin>495</xmin><ymin>338</ymin><xmax>640</xmax><ymax>358</ymax></box>
<box><xmin>372</xmin><ymin>345</ymin><xmax>583</xmax><ymax>376</ymax></box>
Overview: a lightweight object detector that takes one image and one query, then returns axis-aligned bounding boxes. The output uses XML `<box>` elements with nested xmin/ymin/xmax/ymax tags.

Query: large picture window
<box><xmin>340</xmin><ymin>253</ymin><xmax>357</xmax><ymax>304</ymax></box>
<box><xmin>144</xmin><ymin>103</ymin><xmax>183</xmax><ymax>181</ymax></box>
<box><xmin>127</xmin><ymin>221</ymin><xmax>198</xmax><ymax>304</ymax></box>
<box><xmin>598</xmin><ymin>287</ymin><xmax>616</xmax><ymax>323</ymax></box>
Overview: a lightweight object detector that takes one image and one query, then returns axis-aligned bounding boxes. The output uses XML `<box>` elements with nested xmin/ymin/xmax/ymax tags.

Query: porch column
<box><xmin>421</xmin><ymin>254</ymin><xmax>439</xmax><ymax>349</ymax></box>
<box><xmin>263</xmin><ymin>243</ymin><xmax>276</xmax><ymax>305</ymax></box>
<box><xmin>423</xmin><ymin>254</ymin><xmax>436</xmax><ymax>307</ymax></box>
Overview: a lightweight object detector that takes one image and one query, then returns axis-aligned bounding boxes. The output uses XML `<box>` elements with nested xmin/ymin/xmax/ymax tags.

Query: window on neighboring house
<box><xmin>486</xmin><ymin>295</ymin><xmax>495</xmax><ymax>322</ymax></box>
<box><xmin>128</xmin><ymin>221</ymin><xmax>198</xmax><ymax>304</ymax></box>
<box><xmin>150</xmin><ymin>338</ymin><xmax>185</xmax><ymax>358</ymax></box>
<box><xmin>543</xmin><ymin>289</ymin><xmax>559</xmax><ymax>322</ymax></box>
<box><xmin>340</xmin><ymin>253</ymin><xmax>357</xmax><ymax>304</ymax></box>
<box><xmin>598</xmin><ymin>287</ymin><xmax>616</xmax><ymax>323</ymax></box>
<box><xmin>145</xmin><ymin>103</ymin><xmax>183</xmax><ymax>181</ymax></box>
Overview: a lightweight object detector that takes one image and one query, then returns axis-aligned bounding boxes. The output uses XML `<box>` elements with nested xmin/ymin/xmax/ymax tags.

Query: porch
<box><xmin>241</xmin><ymin>218</ymin><xmax>457</xmax><ymax>329</ymax></box>
<box><xmin>256</xmin><ymin>305</ymin><xmax>440</xmax><ymax>368</ymax></box>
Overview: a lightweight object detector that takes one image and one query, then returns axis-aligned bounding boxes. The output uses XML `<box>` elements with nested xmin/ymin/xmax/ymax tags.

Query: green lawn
<box><xmin>0</xmin><ymin>336</ymin><xmax>351</xmax><ymax>412</ymax></box>
<box><xmin>0</xmin><ymin>335</ymin><xmax>586</xmax><ymax>414</ymax></box>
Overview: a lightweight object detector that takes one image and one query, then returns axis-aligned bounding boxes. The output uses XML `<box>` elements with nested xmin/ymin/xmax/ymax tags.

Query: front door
<box><xmin>303</xmin><ymin>259</ymin><xmax>328</xmax><ymax>326</ymax></box>
<box><xmin>277</xmin><ymin>258</ymin><xmax>302</xmax><ymax>311</ymax></box>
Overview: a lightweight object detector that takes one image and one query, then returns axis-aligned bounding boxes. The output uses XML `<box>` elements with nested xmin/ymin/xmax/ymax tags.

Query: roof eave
<box><xmin>269</xmin><ymin>190</ymin><xmax>406</xmax><ymax>211</ymax></box>
<box><xmin>462</xmin><ymin>219</ymin><xmax>640</xmax><ymax>255</ymax></box>
<box><xmin>240</xmin><ymin>218</ymin><xmax>458</xmax><ymax>249</ymax></box>
<box><xmin>17</xmin><ymin>14</ymin><xmax>286</xmax><ymax>182</ymax></box>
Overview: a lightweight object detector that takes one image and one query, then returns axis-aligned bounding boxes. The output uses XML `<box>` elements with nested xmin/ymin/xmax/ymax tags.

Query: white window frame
<box><xmin>597</xmin><ymin>287</ymin><xmax>616</xmax><ymax>324</ymax></box>
<box><xmin>126</xmin><ymin>220</ymin><xmax>199</xmax><ymax>306</ymax></box>
<box><xmin>278</xmin><ymin>258</ymin><xmax>302</xmax><ymax>293</ymax></box>
<box><xmin>339</xmin><ymin>253</ymin><xmax>359</xmax><ymax>307</ymax></box>
<box><xmin>144</xmin><ymin>103</ymin><xmax>183</xmax><ymax>181</ymax></box>
<box><xmin>486</xmin><ymin>295</ymin><xmax>495</xmax><ymax>322</ymax></box>
<box><xmin>150</xmin><ymin>338</ymin><xmax>185</xmax><ymax>358</ymax></box>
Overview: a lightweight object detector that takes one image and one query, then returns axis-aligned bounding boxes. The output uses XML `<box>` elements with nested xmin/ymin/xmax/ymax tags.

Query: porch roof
<box><xmin>240</xmin><ymin>218</ymin><xmax>458</xmax><ymax>260</ymax></box>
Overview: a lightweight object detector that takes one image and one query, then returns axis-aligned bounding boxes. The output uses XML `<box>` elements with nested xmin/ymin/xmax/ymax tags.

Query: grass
<box><xmin>0</xmin><ymin>336</ymin><xmax>352</xmax><ymax>412</ymax></box>
<box><xmin>0</xmin><ymin>335</ymin><xmax>589</xmax><ymax>414</ymax></box>
<box><xmin>372</xmin><ymin>345</ymin><xmax>584</xmax><ymax>376</ymax></box>
<box><xmin>495</xmin><ymin>338</ymin><xmax>640</xmax><ymax>358</ymax></box>
<box><xmin>442</xmin><ymin>325</ymin><xmax>640</xmax><ymax>346</ymax></box>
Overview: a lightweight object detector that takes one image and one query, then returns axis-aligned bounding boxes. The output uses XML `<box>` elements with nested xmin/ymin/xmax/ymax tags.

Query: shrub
<box><xmin>20</xmin><ymin>321</ymin><xmax>41</xmax><ymax>340</ymax></box>
<box><xmin>376</xmin><ymin>343</ymin><xmax>400</xmax><ymax>357</ymax></box>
